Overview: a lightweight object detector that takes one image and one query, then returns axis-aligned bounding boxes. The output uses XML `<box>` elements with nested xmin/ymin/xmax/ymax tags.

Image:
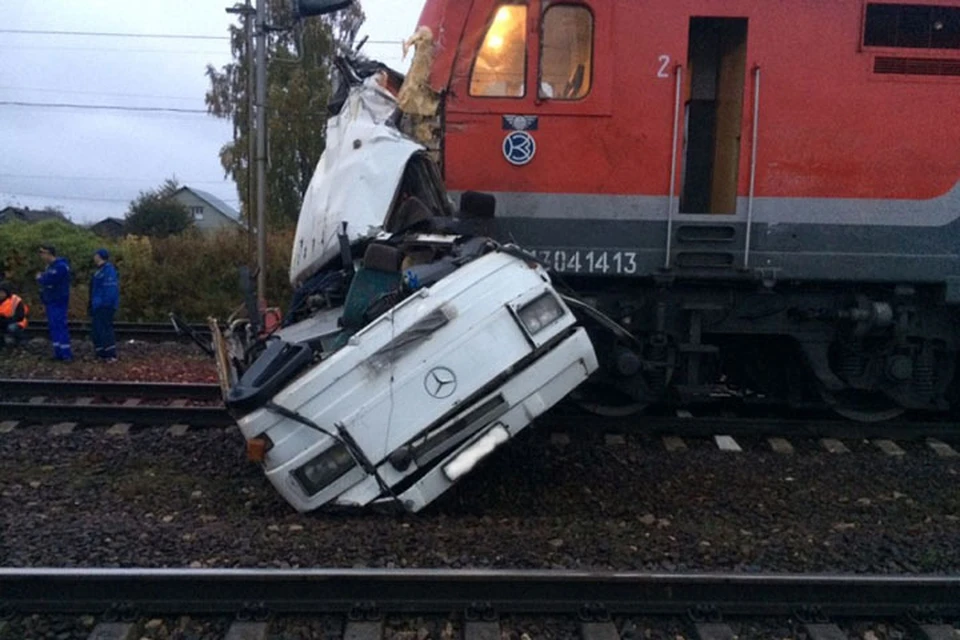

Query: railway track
<box><xmin>0</xmin><ymin>379</ymin><xmax>221</xmax><ymax>401</ymax></box>
<box><xmin>0</xmin><ymin>568</ymin><xmax>957</xmax><ymax>640</ymax></box>
<box><xmin>24</xmin><ymin>320</ymin><xmax>209</xmax><ymax>342</ymax></box>
<box><xmin>2</xmin><ymin>379</ymin><xmax>960</xmax><ymax>448</ymax></box>
<box><xmin>0</xmin><ymin>379</ymin><xmax>229</xmax><ymax>428</ymax></box>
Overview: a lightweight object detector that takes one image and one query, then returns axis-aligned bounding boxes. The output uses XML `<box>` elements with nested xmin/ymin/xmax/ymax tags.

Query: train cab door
<box><xmin>443</xmin><ymin>0</ymin><xmax>614</xmax><ymax>235</ymax></box>
<box><xmin>668</xmin><ymin>16</ymin><xmax>754</xmax><ymax>272</ymax></box>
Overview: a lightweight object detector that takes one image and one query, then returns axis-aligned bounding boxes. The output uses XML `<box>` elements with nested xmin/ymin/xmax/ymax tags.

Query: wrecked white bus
<box><xmin>210</xmin><ymin>57</ymin><xmax>599</xmax><ymax>513</ymax></box>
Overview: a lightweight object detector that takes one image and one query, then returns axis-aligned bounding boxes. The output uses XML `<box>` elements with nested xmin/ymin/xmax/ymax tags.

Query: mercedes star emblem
<box><xmin>424</xmin><ymin>366</ymin><xmax>458</xmax><ymax>399</ymax></box>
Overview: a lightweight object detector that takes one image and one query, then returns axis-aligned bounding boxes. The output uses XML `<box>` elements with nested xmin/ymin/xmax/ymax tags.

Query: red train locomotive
<box><xmin>398</xmin><ymin>0</ymin><xmax>960</xmax><ymax>420</ymax></box>
<box><xmin>283</xmin><ymin>0</ymin><xmax>960</xmax><ymax>421</ymax></box>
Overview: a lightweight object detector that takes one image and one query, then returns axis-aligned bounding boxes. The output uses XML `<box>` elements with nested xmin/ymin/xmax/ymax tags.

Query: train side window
<box><xmin>469</xmin><ymin>4</ymin><xmax>529</xmax><ymax>98</ymax></box>
<box><xmin>539</xmin><ymin>5</ymin><xmax>594</xmax><ymax>99</ymax></box>
<box><xmin>864</xmin><ymin>4</ymin><xmax>960</xmax><ymax>49</ymax></box>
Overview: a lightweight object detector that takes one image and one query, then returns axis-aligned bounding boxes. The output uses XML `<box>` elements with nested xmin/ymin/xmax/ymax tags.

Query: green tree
<box><xmin>205</xmin><ymin>0</ymin><xmax>365</xmax><ymax>227</ymax></box>
<box><xmin>125</xmin><ymin>179</ymin><xmax>194</xmax><ymax>238</ymax></box>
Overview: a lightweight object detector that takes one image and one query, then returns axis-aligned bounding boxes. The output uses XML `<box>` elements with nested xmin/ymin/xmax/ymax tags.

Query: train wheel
<box><xmin>825</xmin><ymin>390</ymin><xmax>905</xmax><ymax>423</ymax></box>
<box><xmin>569</xmin><ymin>386</ymin><xmax>648</xmax><ymax>417</ymax></box>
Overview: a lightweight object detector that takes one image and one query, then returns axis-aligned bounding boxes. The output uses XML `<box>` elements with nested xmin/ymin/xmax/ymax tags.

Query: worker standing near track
<box><xmin>0</xmin><ymin>281</ymin><xmax>29</xmax><ymax>348</ymax></box>
<box><xmin>89</xmin><ymin>248</ymin><xmax>119</xmax><ymax>362</ymax></box>
<box><xmin>36</xmin><ymin>244</ymin><xmax>73</xmax><ymax>361</ymax></box>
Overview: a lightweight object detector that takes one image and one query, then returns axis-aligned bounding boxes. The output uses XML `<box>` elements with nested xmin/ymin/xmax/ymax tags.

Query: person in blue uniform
<box><xmin>36</xmin><ymin>244</ymin><xmax>73</xmax><ymax>361</ymax></box>
<box><xmin>89</xmin><ymin>248</ymin><xmax>119</xmax><ymax>361</ymax></box>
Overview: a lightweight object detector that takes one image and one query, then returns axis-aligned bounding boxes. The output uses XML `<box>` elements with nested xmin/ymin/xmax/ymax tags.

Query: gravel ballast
<box><xmin>1</xmin><ymin>425</ymin><xmax>958</xmax><ymax>574</ymax></box>
<box><xmin>0</xmin><ymin>339</ymin><xmax>216</xmax><ymax>383</ymax></box>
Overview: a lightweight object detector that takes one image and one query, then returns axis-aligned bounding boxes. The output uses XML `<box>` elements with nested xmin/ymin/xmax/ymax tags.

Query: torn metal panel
<box><xmin>414</xmin><ymin>0</ymin><xmax>472</xmax><ymax>94</ymax></box>
<box><xmin>398</xmin><ymin>27</ymin><xmax>441</xmax><ymax>117</ymax></box>
<box><xmin>398</xmin><ymin>26</ymin><xmax>444</xmax><ymax>159</ymax></box>
<box><xmin>289</xmin><ymin>75</ymin><xmax>425</xmax><ymax>286</ymax></box>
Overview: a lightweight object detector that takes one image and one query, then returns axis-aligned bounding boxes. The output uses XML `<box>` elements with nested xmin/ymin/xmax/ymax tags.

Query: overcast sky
<box><xmin>0</xmin><ymin>0</ymin><xmax>424</xmax><ymax>224</ymax></box>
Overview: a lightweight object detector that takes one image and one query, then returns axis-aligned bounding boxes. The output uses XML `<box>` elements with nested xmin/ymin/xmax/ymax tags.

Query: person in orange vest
<box><xmin>0</xmin><ymin>281</ymin><xmax>29</xmax><ymax>348</ymax></box>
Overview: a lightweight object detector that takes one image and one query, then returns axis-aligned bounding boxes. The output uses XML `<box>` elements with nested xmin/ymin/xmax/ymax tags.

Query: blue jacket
<box><xmin>90</xmin><ymin>262</ymin><xmax>120</xmax><ymax>311</ymax></box>
<box><xmin>38</xmin><ymin>257</ymin><xmax>71</xmax><ymax>306</ymax></box>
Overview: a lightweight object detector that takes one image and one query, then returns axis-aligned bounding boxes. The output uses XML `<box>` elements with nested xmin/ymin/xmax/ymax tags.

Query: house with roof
<box><xmin>0</xmin><ymin>206</ymin><xmax>70</xmax><ymax>225</ymax></box>
<box><xmin>90</xmin><ymin>217</ymin><xmax>126</xmax><ymax>238</ymax></box>
<box><xmin>171</xmin><ymin>186</ymin><xmax>244</xmax><ymax>233</ymax></box>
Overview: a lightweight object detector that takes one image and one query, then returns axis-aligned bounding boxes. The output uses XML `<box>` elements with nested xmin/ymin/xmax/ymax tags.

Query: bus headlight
<box><xmin>293</xmin><ymin>443</ymin><xmax>356</xmax><ymax>496</ymax></box>
<box><xmin>517</xmin><ymin>293</ymin><xmax>565</xmax><ymax>336</ymax></box>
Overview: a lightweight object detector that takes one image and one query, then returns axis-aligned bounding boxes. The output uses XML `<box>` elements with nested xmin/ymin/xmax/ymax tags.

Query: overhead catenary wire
<box><xmin>0</xmin><ymin>100</ymin><xmax>208</xmax><ymax>114</ymax></box>
<box><xmin>0</xmin><ymin>192</ymin><xmax>136</xmax><ymax>204</ymax></box>
<box><xmin>3</xmin><ymin>45</ymin><xmax>229</xmax><ymax>55</ymax></box>
<box><xmin>0</xmin><ymin>173</ymin><xmax>233</xmax><ymax>185</ymax></box>
<box><xmin>0</xmin><ymin>191</ymin><xmax>240</xmax><ymax>204</ymax></box>
<box><xmin>0</xmin><ymin>85</ymin><xmax>201</xmax><ymax>101</ymax></box>
<box><xmin>0</xmin><ymin>28</ymin><xmax>228</xmax><ymax>40</ymax></box>
<box><xmin>0</xmin><ymin>28</ymin><xmax>404</xmax><ymax>45</ymax></box>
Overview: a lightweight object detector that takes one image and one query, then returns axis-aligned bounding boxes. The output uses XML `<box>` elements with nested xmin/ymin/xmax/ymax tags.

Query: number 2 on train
<box><xmin>657</xmin><ymin>55</ymin><xmax>670</xmax><ymax>78</ymax></box>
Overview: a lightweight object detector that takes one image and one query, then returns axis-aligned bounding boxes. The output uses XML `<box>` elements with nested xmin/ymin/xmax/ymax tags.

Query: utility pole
<box><xmin>254</xmin><ymin>0</ymin><xmax>268</xmax><ymax>306</ymax></box>
<box><xmin>225</xmin><ymin>1</ymin><xmax>257</xmax><ymax>262</ymax></box>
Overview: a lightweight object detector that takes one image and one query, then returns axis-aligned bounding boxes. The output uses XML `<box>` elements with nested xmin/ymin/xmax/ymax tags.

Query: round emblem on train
<box><xmin>502</xmin><ymin>131</ymin><xmax>537</xmax><ymax>166</ymax></box>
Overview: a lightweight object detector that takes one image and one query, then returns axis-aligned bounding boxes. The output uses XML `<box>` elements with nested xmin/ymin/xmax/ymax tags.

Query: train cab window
<box><xmin>470</xmin><ymin>4</ymin><xmax>529</xmax><ymax>98</ymax></box>
<box><xmin>539</xmin><ymin>5</ymin><xmax>594</xmax><ymax>100</ymax></box>
<box><xmin>864</xmin><ymin>4</ymin><xmax>960</xmax><ymax>49</ymax></box>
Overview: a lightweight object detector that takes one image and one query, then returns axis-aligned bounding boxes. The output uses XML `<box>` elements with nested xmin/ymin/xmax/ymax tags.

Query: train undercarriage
<box><xmin>564</xmin><ymin>278</ymin><xmax>958</xmax><ymax>422</ymax></box>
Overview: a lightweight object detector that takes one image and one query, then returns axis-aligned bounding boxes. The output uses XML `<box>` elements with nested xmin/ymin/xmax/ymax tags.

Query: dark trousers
<box><xmin>1</xmin><ymin>323</ymin><xmax>25</xmax><ymax>347</ymax></box>
<box><xmin>91</xmin><ymin>307</ymin><xmax>117</xmax><ymax>359</ymax></box>
<box><xmin>45</xmin><ymin>302</ymin><xmax>73</xmax><ymax>360</ymax></box>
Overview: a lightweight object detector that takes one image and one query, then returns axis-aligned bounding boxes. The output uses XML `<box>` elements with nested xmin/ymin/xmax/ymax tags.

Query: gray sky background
<box><xmin>0</xmin><ymin>0</ymin><xmax>424</xmax><ymax>224</ymax></box>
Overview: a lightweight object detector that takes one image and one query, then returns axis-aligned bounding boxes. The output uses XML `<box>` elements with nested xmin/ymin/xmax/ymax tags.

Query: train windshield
<box><xmin>470</xmin><ymin>4</ymin><xmax>528</xmax><ymax>97</ymax></box>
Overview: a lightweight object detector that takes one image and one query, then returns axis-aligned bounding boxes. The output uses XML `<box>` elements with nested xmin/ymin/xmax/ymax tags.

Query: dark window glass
<box><xmin>539</xmin><ymin>5</ymin><xmax>594</xmax><ymax>100</ymax></box>
<box><xmin>933</xmin><ymin>6</ymin><xmax>960</xmax><ymax>48</ymax></box>
<box><xmin>864</xmin><ymin>4</ymin><xmax>960</xmax><ymax>49</ymax></box>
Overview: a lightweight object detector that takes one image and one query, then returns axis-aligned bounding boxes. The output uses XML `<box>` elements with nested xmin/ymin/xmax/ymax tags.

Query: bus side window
<box><xmin>469</xmin><ymin>4</ymin><xmax>529</xmax><ymax>98</ymax></box>
<box><xmin>539</xmin><ymin>5</ymin><xmax>594</xmax><ymax>100</ymax></box>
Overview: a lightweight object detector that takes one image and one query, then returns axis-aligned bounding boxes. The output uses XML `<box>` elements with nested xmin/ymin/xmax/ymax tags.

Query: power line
<box><xmin>1</xmin><ymin>191</ymin><xmax>239</xmax><ymax>204</ymax></box>
<box><xmin>0</xmin><ymin>173</ymin><xmax>233</xmax><ymax>185</ymax></box>
<box><xmin>0</xmin><ymin>29</ymin><xmax>405</xmax><ymax>45</ymax></box>
<box><xmin>5</xmin><ymin>45</ymin><xmax>228</xmax><ymax>55</ymax></box>
<box><xmin>0</xmin><ymin>100</ymin><xmax>208</xmax><ymax>114</ymax></box>
<box><xmin>0</xmin><ymin>192</ymin><xmax>133</xmax><ymax>204</ymax></box>
<box><xmin>0</xmin><ymin>28</ymin><xmax>229</xmax><ymax>40</ymax></box>
<box><xmin>5</xmin><ymin>44</ymin><xmax>398</xmax><ymax>56</ymax></box>
<box><xmin>0</xmin><ymin>85</ymin><xmax>201</xmax><ymax>102</ymax></box>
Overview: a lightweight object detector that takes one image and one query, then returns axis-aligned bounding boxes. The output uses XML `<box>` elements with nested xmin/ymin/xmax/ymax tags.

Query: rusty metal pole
<box><xmin>226</xmin><ymin>2</ymin><xmax>257</xmax><ymax>262</ymax></box>
<box><xmin>254</xmin><ymin>0</ymin><xmax>268</xmax><ymax>307</ymax></box>
<box><xmin>244</xmin><ymin>0</ymin><xmax>256</xmax><ymax>262</ymax></box>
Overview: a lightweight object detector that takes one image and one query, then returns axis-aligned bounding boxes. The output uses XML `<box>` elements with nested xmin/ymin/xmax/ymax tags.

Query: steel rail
<box><xmin>0</xmin><ymin>569</ymin><xmax>958</xmax><ymax>616</ymax></box>
<box><xmin>0</xmin><ymin>379</ymin><xmax>221</xmax><ymax>401</ymax></box>
<box><xmin>548</xmin><ymin>412</ymin><xmax>960</xmax><ymax>441</ymax></box>
<box><xmin>0</xmin><ymin>402</ymin><xmax>232</xmax><ymax>427</ymax></box>
<box><xmin>29</xmin><ymin>321</ymin><xmax>208</xmax><ymax>331</ymax></box>
<box><xmin>24</xmin><ymin>321</ymin><xmax>210</xmax><ymax>341</ymax></box>
<box><xmin>2</xmin><ymin>389</ymin><xmax>959</xmax><ymax>440</ymax></box>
